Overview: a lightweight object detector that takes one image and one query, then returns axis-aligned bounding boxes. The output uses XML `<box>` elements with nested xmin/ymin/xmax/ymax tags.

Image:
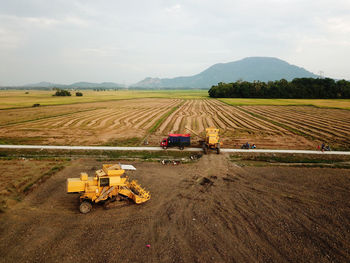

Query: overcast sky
<box><xmin>0</xmin><ymin>0</ymin><xmax>349</xmax><ymax>85</ymax></box>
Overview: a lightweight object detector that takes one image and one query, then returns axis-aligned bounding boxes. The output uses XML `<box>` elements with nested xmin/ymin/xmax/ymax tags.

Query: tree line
<box><xmin>208</xmin><ymin>78</ymin><xmax>350</xmax><ymax>99</ymax></box>
<box><xmin>53</xmin><ymin>89</ymin><xmax>83</xmax><ymax>96</ymax></box>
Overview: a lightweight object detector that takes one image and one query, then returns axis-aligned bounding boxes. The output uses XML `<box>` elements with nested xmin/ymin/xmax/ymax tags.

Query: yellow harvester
<box><xmin>185</xmin><ymin>126</ymin><xmax>222</xmax><ymax>154</ymax></box>
<box><xmin>67</xmin><ymin>164</ymin><xmax>150</xmax><ymax>213</ymax></box>
<box><xmin>202</xmin><ymin>127</ymin><xmax>221</xmax><ymax>154</ymax></box>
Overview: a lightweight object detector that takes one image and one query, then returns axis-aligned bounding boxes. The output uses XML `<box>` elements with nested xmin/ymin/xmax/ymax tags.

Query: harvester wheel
<box><xmin>179</xmin><ymin>145</ymin><xmax>184</xmax><ymax>150</ymax></box>
<box><xmin>216</xmin><ymin>144</ymin><xmax>220</xmax><ymax>154</ymax></box>
<box><xmin>202</xmin><ymin>143</ymin><xmax>208</xmax><ymax>154</ymax></box>
<box><xmin>79</xmin><ymin>201</ymin><xmax>92</xmax><ymax>214</ymax></box>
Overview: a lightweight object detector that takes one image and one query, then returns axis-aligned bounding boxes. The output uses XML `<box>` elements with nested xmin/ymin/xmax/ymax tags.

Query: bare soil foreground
<box><xmin>0</xmin><ymin>155</ymin><xmax>350</xmax><ymax>262</ymax></box>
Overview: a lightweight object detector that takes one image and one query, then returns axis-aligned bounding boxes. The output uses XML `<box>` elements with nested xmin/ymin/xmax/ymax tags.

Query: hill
<box><xmin>14</xmin><ymin>82</ymin><xmax>125</xmax><ymax>89</ymax></box>
<box><xmin>24</xmin><ymin>82</ymin><xmax>66</xmax><ymax>88</ymax></box>
<box><xmin>133</xmin><ymin>57</ymin><xmax>318</xmax><ymax>89</ymax></box>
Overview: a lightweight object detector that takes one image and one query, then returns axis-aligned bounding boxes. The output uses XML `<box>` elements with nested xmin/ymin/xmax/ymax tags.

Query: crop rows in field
<box><xmin>156</xmin><ymin>99</ymin><xmax>290</xmax><ymax>136</ymax></box>
<box><xmin>0</xmin><ymin>99</ymin><xmax>181</xmax><ymax>145</ymax></box>
<box><xmin>1</xmin><ymin>98</ymin><xmax>349</xmax><ymax>148</ymax></box>
<box><xmin>240</xmin><ymin>105</ymin><xmax>350</xmax><ymax>144</ymax></box>
<box><xmin>10</xmin><ymin>99</ymin><xmax>178</xmax><ymax>131</ymax></box>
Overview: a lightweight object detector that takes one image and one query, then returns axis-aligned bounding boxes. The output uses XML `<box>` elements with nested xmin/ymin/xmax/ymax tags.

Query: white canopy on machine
<box><xmin>121</xmin><ymin>164</ymin><xmax>136</xmax><ymax>170</ymax></box>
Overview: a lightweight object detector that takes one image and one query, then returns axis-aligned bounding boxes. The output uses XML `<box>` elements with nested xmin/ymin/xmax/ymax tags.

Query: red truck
<box><xmin>160</xmin><ymin>134</ymin><xmax>191</xmax><ymax>150</ymax></box>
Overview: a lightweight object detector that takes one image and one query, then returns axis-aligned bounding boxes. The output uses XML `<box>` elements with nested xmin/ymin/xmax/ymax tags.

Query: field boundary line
<box><xmin>1</xmin><ymin>145</ymin><xmax>350</xmax><ymax>155</ymax></box>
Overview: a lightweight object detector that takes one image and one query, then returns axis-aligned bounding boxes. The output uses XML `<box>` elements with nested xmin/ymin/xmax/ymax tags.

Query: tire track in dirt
<box><xmin>1</xmin><ymin>159</ymin><xmax>350</xmax><ymax>262</ymax></box>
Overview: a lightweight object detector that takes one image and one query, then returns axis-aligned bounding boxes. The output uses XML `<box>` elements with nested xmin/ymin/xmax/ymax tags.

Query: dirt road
<box><xmin>0</xmin><ymin>155</ymin><xmax>349</xmax><ymax>262</ymax></box>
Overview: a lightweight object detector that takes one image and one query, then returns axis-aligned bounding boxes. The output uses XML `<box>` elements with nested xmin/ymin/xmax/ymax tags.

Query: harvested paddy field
<box><xmin>240</xmin><ymin>105</ymin><xmax>350</xmax><ymax>147</ymax></box>
<box><xmin>153</xmin><ymin>99</ymin><xmax>314</xmax><ymax>149</ymax></box>
<box><xmin>0</xmin><ymin>158</ymin><xmax>67</xmax><ymax>211</ymax></box>
<box><xmin>0</xmin><ymin>156</ymin><xmax>349</xmax><ymax>262</ymax></box>
<box><xmin>0</xmin><ymin>98</ymin><xmax>181</xmax><ymax>145</ymax></box>
<box><xmin>0</xmin><ymin>98</ymin><xmax>349</xmax><ymax>149</ymax></box>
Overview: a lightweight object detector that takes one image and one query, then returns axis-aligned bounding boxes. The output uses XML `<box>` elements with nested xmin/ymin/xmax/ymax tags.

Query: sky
<box><xmin>0</xmin><ymin>0</ymin><xmax>349</xmax><ymax>86</ymax></box>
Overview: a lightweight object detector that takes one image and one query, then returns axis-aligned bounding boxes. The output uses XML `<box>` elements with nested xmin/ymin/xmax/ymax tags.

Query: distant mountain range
<box><xmin>22</xmin><ymin>81</ymin><xmax>125</xmax><ymax>89</ymax></box>
<box><xmin>4</xmin><ymin>57</ymin><xmax>319</xmax><ymax>89</ymax></box>
<box><xmin>132</xmin><ymin>57</ymin><xmax>319</xmax><ymax>88</ymax></box>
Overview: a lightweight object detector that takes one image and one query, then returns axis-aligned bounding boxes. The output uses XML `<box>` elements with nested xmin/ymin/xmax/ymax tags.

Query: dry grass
<box><xmin>0</xmin><ymin>90</ymin><xmax>208</xmax><ymax>109</ymax></box>
<box><xmin>0</xmin><ymin>158</ymin><xmax>67</xmax><ymax>211</ymax></box>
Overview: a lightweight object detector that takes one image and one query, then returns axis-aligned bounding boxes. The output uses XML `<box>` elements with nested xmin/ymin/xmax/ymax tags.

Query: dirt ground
<box><xmin>0</xmin><ymin>159</ymin><xmax>67</xmax><ymax>211</ymax></box>
<box><xmin>0</xmin><ymin>155</ymin><xmax>349</xmax><ymax>262</ymax></box>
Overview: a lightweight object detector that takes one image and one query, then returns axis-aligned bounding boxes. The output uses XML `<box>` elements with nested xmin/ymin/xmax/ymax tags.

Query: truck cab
<box><xmin>160</xmin><ymin>138</ymin><xmax>169</xmax><ymax>148</ymax></box>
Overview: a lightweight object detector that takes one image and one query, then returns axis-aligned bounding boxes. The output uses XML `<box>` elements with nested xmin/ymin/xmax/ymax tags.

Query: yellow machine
<box><xmin>67</xmin><ymin>164</ymin><xmax>150</xmax><ymax>213</ymax></box>
<box><xmin>185</xmin><ymin>126</ymin><xmax>222</xmax><ymax>154</ymax></box>
<box><xmin>203</xmin><ymin>127</ymin><xmax>221</xmax><ymax>154</ymax></box>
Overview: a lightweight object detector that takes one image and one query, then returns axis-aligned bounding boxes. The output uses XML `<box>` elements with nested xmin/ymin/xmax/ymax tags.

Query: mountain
<box><xmin>133</xmin><ymin>57</ymin><xmax>319</xmax><ymax>89</ymax></box>
<box><xmin>19</xmin><ymin>82</ymin><xmax>125</xmax><ymax>89</ymax></box>
<box><xmin>24</xmin><ymin>81</ymin><xmax>66</xmax><ymax>88</ymax></box>
<box><xmin>68</xmin><ymin>82</ymin><xmax>124</xmax><ymax>88</ymax></box>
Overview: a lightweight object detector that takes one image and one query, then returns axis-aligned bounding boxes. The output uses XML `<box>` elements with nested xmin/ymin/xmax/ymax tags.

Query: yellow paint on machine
<box><xmin>66</xmin><ymin>164</ymin><xmax>150</xmax><ymax>213</ymax></box>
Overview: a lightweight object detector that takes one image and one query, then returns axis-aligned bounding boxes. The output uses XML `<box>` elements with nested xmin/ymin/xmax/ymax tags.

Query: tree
<box><xmin>53</xmin><ymin>89</ymin><xmax>71</xmax><ymax>96</ymax></box>
<box><xmin>208</xmin><ymin>78</ymin><xmax>350</xmax><ymax>99</ymax></box>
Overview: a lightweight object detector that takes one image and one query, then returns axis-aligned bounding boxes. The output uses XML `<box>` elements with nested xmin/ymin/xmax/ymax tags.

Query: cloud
<box><xmin>165</xmin><ymin>4</ymin><xmax>182</xmax><ymax>13</ymax></box>
<box><xmin>0</xmin><ymin>0</ymin><xmax>350</xmax><ymax>85</ymax></box>
<box><xmin>324</xmin><ymin>17</ymin><xmax>350</xmax><ymax>34</ymax></box>
<box><xmin>0</xmin><ymin>27</ymin><xmax>20</xmax><ymax>49</ymax></box>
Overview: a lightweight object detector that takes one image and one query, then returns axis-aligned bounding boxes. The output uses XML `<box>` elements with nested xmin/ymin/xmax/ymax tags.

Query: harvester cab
<box><xmin>67</xmin><ymin>164</ymin><xmax>150</xmax><ymax>214</ymax></box>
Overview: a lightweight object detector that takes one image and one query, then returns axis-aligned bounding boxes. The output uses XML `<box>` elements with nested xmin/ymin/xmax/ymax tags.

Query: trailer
<box><xmin>160</xmin><ymin>134</ymin><xmax>191</xmax><ymax>150</ymax></box>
